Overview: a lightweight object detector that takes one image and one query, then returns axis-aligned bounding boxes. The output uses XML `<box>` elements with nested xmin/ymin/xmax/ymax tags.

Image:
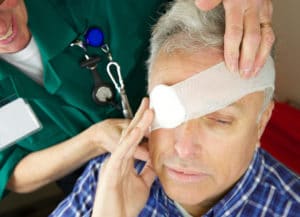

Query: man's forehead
<box><xmin>211</xmin><ymin>90</ymin><xmax>265</xmax><ymax>112</ymax></box>
<box><xmin>217</xmin><ymin>101</ymin><xmax>244</xmax><ymax>114</ymax></box>
<box><xmin>217</xmin><ymin>94</ymin><xmax>257</xmax><ymax>114</ymax></box>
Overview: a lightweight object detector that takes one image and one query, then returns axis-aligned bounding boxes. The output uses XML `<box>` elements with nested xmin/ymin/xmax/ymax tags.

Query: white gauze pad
<box><xmin>150</xmin><ymin>56</ymin><xmax>275</xmax><ymax>130</ymax></box>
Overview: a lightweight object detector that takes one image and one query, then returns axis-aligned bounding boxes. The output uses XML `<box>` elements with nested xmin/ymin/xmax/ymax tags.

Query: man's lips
<box><xmin>165</xmin><ymin>166</ymin><xmax>208</xmax><ymax>183</ymax></box>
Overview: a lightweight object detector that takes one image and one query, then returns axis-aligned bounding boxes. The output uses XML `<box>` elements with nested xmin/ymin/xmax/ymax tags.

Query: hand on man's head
<box><xmin>195</xmin><ymin>0</ymin><xmax>275</xmax><ymax>78</ymax></box>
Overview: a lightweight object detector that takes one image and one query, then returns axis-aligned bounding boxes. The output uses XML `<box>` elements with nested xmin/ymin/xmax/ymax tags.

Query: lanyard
<box><xmin>70</xmin><ymin>27</ymin><xmax>133</xmax><ymax>119</ymax></box>
<box><xmin>102</xmin><ymin>45</ymin><xmax>133</xmax><ymax>119</ymax></box>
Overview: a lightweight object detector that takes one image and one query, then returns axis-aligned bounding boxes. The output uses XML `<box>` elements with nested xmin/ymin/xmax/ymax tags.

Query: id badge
<box><xmin>0</xmin><ymin>98</ymin><xmax>42</xmax><ymax>150</ymax></box>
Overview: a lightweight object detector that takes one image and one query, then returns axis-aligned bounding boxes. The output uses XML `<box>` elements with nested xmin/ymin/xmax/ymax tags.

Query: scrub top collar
<box><xmin>26</xmin><ymin>0</ymin><xmax>78</xmax><ymax>61</ymax></box>
<box><xmin>26</xmin><ymin>0</ymin><xmax>79</xmax><ymax>94</ymax></box>
<box><xmin>0</xmin><ymin>62</ymin><xmax>49</xmax><ymax>99</ymax></box>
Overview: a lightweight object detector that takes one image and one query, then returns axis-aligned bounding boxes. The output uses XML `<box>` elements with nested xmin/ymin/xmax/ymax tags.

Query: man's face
<box><xmin>0</xmin><ymin>0</ymin><xmax>30</xmax><ymax>53</ymax></box>
<box><xmin>148</xmin><ymin>48</ymin><xmax>272</xmax><ymax>215</ymax></box>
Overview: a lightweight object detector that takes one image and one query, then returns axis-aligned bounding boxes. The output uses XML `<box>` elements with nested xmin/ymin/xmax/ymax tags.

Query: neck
<box><xmin>180</xmin><ymin>201</ymin><xmax>214</xmax><ymax>216</ymax></box>
<box><xmin>180</xmin><ymin>188</ymin><xmax>231</xmax><ymax>216</ymax></box>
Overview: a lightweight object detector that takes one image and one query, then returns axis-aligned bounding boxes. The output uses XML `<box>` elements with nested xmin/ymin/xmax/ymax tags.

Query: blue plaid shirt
<box><xmin>50</xmin><ymin>148</ymin><xmax>300</xmax><ymax>217</ymax></box>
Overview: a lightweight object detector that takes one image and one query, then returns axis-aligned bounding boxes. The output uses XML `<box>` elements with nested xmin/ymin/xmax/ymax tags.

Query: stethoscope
<box><xmin>70</xmin><ymin>27</ymin><xmax>133</xmax><ymax>119</ymax></box>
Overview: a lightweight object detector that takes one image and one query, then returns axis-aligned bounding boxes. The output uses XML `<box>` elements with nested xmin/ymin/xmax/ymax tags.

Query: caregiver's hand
<box><xmin>195</xmin><ymin>0</ymin><xmax>275</xmax><ymax>78</ymax></box>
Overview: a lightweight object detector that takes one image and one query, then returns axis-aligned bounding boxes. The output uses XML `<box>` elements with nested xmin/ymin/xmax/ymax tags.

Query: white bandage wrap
<box><xmin>150</xmin><ymin>57</ymin><xmax>275</xmax><ymax>130</ymax></box>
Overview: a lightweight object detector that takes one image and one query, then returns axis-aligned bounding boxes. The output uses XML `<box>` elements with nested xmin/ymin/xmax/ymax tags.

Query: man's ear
<box><xmin>257</xmin><ymin>101</ymin><xmax>274</xmax><ymax>139</ymax></box>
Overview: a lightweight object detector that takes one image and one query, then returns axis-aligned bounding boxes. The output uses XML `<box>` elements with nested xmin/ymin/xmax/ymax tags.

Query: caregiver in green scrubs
<box><xmin>0</xmin><ymin>0</ymin><xmax>274</xmax><ymax>199</ymax></box>
<box><xmin>0</xmin><ymin>0</ymin><xmax>169</xmax><ymax>198</ymax></box>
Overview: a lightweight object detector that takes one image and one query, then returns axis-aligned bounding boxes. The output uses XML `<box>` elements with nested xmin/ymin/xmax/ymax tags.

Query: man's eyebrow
<box><xmin>215</xmin><ymin>102</ymin><xmax>244</xmax><ymax>115</ymax></box>
<box><xmin>0</xmin><ymin>0</ymin><xmax>5</xmax><ymax>5</ymax></box>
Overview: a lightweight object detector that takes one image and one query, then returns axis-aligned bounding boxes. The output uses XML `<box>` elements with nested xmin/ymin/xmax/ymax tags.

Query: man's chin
<box><xmin>164</xmin><ymin>184</ymin><xmax>205</xmax><ymax>206</ymax></box>
<box><xmin>158</xmin><ymin>172</ymin><xmax>209</xmax><ymax>205</ymax></box>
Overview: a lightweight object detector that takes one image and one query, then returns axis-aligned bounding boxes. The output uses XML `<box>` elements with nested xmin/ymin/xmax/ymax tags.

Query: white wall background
<box><xmin>273</xmin><ymin>0</ymin><xmax>300</xmax><ymax>108</ymax></box>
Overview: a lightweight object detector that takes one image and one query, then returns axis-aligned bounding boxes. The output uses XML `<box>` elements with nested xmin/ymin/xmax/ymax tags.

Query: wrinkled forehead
<box><xmin>149</xmin><ymin>57</ymin><xmax>275</xmax><ymax>130</ymax></box>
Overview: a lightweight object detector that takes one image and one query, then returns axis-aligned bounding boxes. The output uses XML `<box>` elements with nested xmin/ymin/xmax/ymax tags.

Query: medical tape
<box><xmin>150</xmin><ymin>57</ymin><xmax>275</xmax><ymax>130</ymax></box>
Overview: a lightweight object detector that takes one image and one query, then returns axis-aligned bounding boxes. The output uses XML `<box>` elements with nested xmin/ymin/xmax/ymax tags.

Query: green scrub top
<box><xmin>0</xmin><ymin>0</ymin><xmax>169</xmax><ymax>198</ymax></box>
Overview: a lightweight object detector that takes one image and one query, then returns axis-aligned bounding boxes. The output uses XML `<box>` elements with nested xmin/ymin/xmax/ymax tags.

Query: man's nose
<box><xmin>174</xmin><ymin>121</ymin><xmax>200</xmax><ymax>159</ymax></box>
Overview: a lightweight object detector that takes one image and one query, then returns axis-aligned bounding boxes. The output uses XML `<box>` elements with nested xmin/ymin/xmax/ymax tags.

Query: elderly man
<box><xmin>51</xmin><ymin>0</ymin><xmax>299</xmax><ymax>216</ymax></box>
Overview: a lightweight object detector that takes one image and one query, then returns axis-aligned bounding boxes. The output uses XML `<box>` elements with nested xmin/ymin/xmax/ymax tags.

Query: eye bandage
<box><xmin>150</xmin><ymin>57</ymin><xmax>275</xmax><ymax>130</ymax></box>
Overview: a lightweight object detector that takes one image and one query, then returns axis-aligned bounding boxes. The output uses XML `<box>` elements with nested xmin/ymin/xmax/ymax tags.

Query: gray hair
<box><xmin>148</xmin><ymin>0</ymin><xmax>225</xmax><ymax>70</ymax></box>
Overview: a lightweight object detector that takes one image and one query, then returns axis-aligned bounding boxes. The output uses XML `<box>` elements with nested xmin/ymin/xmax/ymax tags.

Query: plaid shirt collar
<box><xmin>50</xmin><ymin>148</ymin><xmax>300</xmax><ymax>217</ymax></box>
<box><xmin>207</xmin><ymin>148</ymin><xmax>263</xmax><ymax>216</ymax></box>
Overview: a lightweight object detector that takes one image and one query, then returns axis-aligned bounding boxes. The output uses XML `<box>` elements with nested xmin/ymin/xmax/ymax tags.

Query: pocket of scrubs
<box><xmin>0</xmin><ymin>98</ymin><xmax>42</xmax><ymax>150</ymax></box>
